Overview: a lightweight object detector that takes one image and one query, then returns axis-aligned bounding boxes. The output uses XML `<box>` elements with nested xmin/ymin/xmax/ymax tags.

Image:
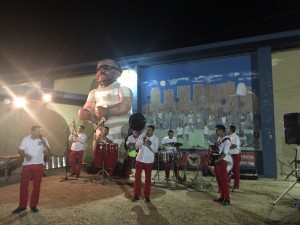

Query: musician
<box><xmin>213</xmin><ymin>124</ymin><xmax>231</xmax><ymax>206</ymax></box>
<box><xmin>68</xmin><ymin>125</ymin><xmax>87</xmax><ymax>178</ymax></box>
<box><xmin>12</xmin><ymin>125</ymin><xmax>51</xmax><ymax>213</ymax></box>
<box><xmin>97</xmin><ymin>126</ymin><xmax>113</xmax><ymax>143</ymax></box>
<box><xmin>132</xmin><ymin>125</ymin><xmax>159</xmax><ymax>203</ymax></box>
<box><xmin>124</xmin><ymin>130</ymin><xmax>139</xmax><ymax>178</ymax></box>
<box><xmin>228</xmin><ymin>125</ymin><xmax>241</xmax><ymax>189</ymax></box>
<box><xmin>161</xmin><ymin>130</ymin><xmax>179</xmax><ymax>180</ymax></box>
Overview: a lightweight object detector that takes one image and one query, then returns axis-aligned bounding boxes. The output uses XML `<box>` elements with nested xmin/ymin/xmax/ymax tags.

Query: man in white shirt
<box><xmin>132</xmin><ymin>125</ymin><xmax>159</xmax><ymax>203</ymax></box>
<box><xmin>213</xmin><ymin>124</ymin><xmax>231</xmax><ymax>206</ymax></box>
<box><xmin>69</xmin><ymin>125</ymin><xmax>87</xmax><ymax>178</ymax></box>
<box><xmin>12</xmin><ymin>125</ymin><xmax>51</xmax><ymax>214</ymax></box>
<box><xmin>124</xmin><ymin>130</ymin><xmax>139</xmax><ymax>178</ymax></box>
<box><xmin>161</xmin><ymin>130</ymin><xmax>178</xmax><ymax>180</ymax></box>
<box><xmin>228</xmin><ymin>125</ymin><xmax>241</xmax><ymax>189</ymax></box>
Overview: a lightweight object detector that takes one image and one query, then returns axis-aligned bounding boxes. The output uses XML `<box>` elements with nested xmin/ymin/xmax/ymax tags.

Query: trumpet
<box><xmin>71</xmin><ymin>121</ymin><xmax>78</xmax><ymax>136</ymax></box>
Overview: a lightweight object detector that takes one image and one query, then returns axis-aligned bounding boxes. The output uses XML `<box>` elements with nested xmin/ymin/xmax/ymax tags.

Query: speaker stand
<box><xmin>274</xmin><ymin>145</ymin><xmax>300</xmax><ymax>205</ymax></box>
<box><xmin>285</xmin><ymin>146</ymin><xmax>300</xmax><ymax>180</ymax></box>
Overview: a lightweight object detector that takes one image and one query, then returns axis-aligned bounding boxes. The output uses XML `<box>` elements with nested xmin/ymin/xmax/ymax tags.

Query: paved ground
<box><xmin>0</xmin><ymin>169</ymin><xmax>300</xmax><ymax>225</ymax></box>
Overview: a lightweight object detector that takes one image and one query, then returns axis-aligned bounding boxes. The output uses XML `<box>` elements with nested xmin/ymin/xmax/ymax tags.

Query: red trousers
<box><xmin>164</xmin><ymin>159</ymin><xmax>179</xmax><ymax>178</ymax></box>
<box><xmin>231</xmin><ymin>154</ymin><xmax>241</xmax><ymax>187</ymax></box>
<box><xmin>19</xmin><ymin>164</ymin><xmax>44</xmax><ymax>208</ymax></box>
<box><xmin>124</xmin><ymin>156</ymin><xmax>135</xmax><ymax>177</ymax></box>
<box><xmin>133</xmin><ymin>161</ymin><xmax>153</xmax><ymax>198</ymax></box>
<box><xmin>69</xmin><ymin>150</ymin><xmax>84</xmax><ymax>175</ymax></box>
<box><xmin>214</xmin><ymin>160</ymin><xmax>230</xmax><ymax>200</ymax></box>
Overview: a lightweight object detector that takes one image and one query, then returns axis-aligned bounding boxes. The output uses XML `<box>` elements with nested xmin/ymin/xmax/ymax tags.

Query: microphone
<box><xmin>39</xmin><ymin>135</ymin><xmax>46</xmax><ymax>146</ymax></box>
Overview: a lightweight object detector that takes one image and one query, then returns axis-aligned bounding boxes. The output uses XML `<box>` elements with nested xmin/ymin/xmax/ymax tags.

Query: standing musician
<box><xmin>68</xmin><ymin>125</ymin><xmax>87</xmax><ymax>178</ymax></box>
<box><xmin>97</xmin><ymin>126</ymin><xmax>113</xmax><ymax>144</ymax></box>
<box><xmin>12</xmin><ymin>125</ymin><xmax>51</xmax><ymax>214</ymax></box>
<box><xmin>161</xmin><ymin>130</ymin><xmax>179</xmax><ymax>180</ymax></box>
<box><xmin>228</xmin><ymin>125</ymin><xmax>241</xmax><ymax>189</ymax></box>
<box><xmin>124</xmin><ymin>130</ymin><xmax>139</xmax><ymax>179</ymax></box>
<box><xmin>132</xmin><ymin>125</ymin><xmax>159</xmax><ymax>203</ymax></box>
<box><xmin>213</xmin><ymin>124</ymin><xmax>231</xmax><ymax>206</ymax></box>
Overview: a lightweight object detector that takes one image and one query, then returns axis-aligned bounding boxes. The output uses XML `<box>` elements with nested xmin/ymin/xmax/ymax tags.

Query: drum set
<box><xmin>152</xmin><ymin>143</ymin><xmax>234</xmax><ymax>191</ymax></box>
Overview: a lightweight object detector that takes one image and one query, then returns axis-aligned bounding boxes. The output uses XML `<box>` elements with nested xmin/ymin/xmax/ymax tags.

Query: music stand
<box><xmin>60</xmin><ymin>121</ymin><xmax>77</xmax><ymax>182</ymax></box>
<box><xmin>273</xmin><ymin>145</ymin><xmax>300</xmax><ymax>205</ymax></box>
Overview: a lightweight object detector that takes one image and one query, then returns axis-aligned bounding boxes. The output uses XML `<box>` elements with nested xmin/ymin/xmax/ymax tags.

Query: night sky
<box><xmin>1</xmin><ymin>1</ymin><xmax>300</xmax><ymax>77</ymax></box>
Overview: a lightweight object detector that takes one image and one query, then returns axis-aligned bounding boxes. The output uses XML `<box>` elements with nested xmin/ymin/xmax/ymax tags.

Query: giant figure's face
<box><xmin>96</xmin><ymin>59</ymin><xmax>121</xmax><ymax>87</ymax></box>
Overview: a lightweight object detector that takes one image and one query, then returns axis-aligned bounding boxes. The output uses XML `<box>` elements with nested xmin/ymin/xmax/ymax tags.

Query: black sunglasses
<box><xmin>97</xmin><ymin>64</ymin><xmax>121</xmax><ymax>73</ymax></box>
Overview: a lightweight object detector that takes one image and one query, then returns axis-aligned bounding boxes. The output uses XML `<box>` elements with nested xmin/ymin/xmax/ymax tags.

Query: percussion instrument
<box><xmin>163</xmin><ymin>142</ymin><xmax>183</xmax><ymax>147</ymax></box>
<box><xmin>94</xmin><ymin>143</ymin><xmax>118</xmax><ymax>171</ymax></box>
<box><xmin>157</xmin><ymin>152</ymin><xmax>173</xmax><ymax>162</ymax></box>
<box><xmin>207</xmin><ymin>145</ymin><xmax>219</xmax><ymax>166</ymax></box>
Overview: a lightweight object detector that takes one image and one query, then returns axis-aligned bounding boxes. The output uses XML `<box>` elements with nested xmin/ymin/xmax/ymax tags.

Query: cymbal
<box><xmin>164</xmin><ymin>142</ymin><xmax>183</xmax><ymax>147</ymax></box>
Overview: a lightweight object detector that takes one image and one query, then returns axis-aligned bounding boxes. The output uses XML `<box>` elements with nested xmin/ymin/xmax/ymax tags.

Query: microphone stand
<box><xmin>60</xmin><ymin>121</ymin><xmax>77</xmax><ymax>182</ymax></box>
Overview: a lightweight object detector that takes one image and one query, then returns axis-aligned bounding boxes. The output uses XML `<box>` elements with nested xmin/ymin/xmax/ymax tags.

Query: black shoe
<box><xmin>12</xmin><ymin>207</ymin><xmax>26</xmax><ymax>213</ymax></box>
<box><xmin>70</xmin><ymin>173</ymin><xmax>76</xmax><ymax>177</ymax></box>
<box><xmin>31</xmin><ymin>207</ymin><xmax>39</xmax><ymax>213</ymax></box>
<box><xmin>213</xmin><ymin>197</ymin><xmax>224</xmax><ymax>203</ymax></box>
<box><xmin>221</xmin><ymin>200</ymin><xmax>230</xmax><ymax>206</ymax></box>
<box><xmin>132</xmin><ymin>196</ymin><xmax>139</xmax><ymax>202</ymax></box>
<box><xmin>144</xmin><ymin>197</ymin><xmax>150</xmax><ymax>203</ymax></box>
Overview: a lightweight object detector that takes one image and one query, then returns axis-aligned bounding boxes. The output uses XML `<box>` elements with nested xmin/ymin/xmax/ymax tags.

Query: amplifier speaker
<box><xmin>284</xmin><ymin>113</ymin><xmax>300</xmax><ymax>145</ymax></box>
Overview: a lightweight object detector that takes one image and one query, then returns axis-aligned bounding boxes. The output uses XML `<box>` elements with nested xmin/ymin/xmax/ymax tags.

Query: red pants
<box><xmin>214</xmin><ymin>160</ymin><xmax>230</xmax><ymax>200</ymax></box>
<box><xmin>69</xmin><ymin>150</ymin><xmax>84</xmax><ymax>175</ymax></box>
<box><xmin>133</xmin><ymin>161</ymin><xmax>153</xmax><ymax>198</ymax></box>
<box><xmin>124</xmin><ymin>156</ymin><xmax>135</xmax><ymax>177</ymax></box>
<box><xmin>231</xmin><ymin>154</ymin><xmax>241</xmax><ymax>187</ymax></box>
<box><xmin>19</xmin><ymin>164</ymin><xmax>44</xmax><ymax>208</ymax></box>
<box><xmin>164</xmin><ymin>160</ymin><xmax>179</xmax><ymax>178</ymax></box>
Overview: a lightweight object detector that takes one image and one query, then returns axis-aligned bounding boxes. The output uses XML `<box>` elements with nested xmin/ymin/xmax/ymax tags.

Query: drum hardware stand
<box><xmin>191</xmin><ymin>153</ymin><xmax>211</xmax><ymax>190</ymax></box>
<box><xmin>274</xmin><ymin>145</ymin><xmax>300</xmax><ymax>205</ymax></box>
<box><xmin>152</xmin><ymin>156</ymin><xmax>163</xmax><ymax>182</ymax></box>
<box><xmin>84</xmin><ymin>145</ymin><xmax>112</xmax><ymax>184</ymax></box>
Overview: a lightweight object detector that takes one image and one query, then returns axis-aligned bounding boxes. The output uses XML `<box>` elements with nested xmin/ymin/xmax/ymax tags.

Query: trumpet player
<box><xmin>68</xmin><ymin>125</ymin><xmax>87</xmax><ymax>178</ymax></box>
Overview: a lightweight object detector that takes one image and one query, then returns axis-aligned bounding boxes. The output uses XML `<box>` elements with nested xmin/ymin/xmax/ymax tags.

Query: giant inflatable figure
<box><xmin>78</xmin><ymin>59</ymin><xmax>133</xmax><ymax>176</ymax></box>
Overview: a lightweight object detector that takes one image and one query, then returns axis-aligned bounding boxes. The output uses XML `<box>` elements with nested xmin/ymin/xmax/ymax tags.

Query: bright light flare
<box><xmin>43</xmin><ymin>94</ymin><xmax>52</xmax><ymax>102</ymax></box>
<box><xmin>14</xmin><ymin>97</ymin><xmax>27</xmax><ymax>108</ymax></box>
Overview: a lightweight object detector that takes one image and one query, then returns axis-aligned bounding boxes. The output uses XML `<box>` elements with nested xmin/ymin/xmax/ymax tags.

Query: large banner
<box><xmin>139</xmin><ymin>54</ymin><xmax>260</xmax><ymax>151</ymax></box>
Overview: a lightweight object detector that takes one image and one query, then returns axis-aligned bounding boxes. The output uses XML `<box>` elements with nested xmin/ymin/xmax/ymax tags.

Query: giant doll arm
<box><xmin>95</xmin><ymin>87</ymin><xmax>133</xmax><ymax>119</ymax></box>
<box><xmin>78</xmin><ymin>90</ymin><xmax>96</xmax><ymax>121</ymax></box>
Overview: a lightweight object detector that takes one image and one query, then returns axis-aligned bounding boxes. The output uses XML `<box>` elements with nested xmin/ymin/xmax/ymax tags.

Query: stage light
<box><xmin>43</xmin><ymin>94</ymin><xmax>52</xmax><ymax>102</ymax></box>
<box><xmin>13</xmin><ymin>97</ymin><xmax>27</xmax><ymax>108</ymax></box>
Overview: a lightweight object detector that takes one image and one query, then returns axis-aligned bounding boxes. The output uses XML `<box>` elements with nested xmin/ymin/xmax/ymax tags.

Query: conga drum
<box><xmin>105</xmin><ymin>143</ymin><xmax>118</xmax><ymax>176</ymax></box>
<box><xmin>94</xmin><ymin>143</ymin><xmax>106</xmax><ymax>168</ymax></box>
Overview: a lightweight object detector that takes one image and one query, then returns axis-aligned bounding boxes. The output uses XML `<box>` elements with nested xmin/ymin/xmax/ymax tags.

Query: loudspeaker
<box><xmin>284</xmin><ymin>113</ymin><xmax>300</xmax><ymax>145</ymax></box>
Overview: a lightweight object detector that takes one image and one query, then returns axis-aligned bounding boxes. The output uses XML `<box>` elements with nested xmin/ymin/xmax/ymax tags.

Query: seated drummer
<box><xmin>161</xmin><ymin>130</ymin><xmax>179</xmax><ymax>181</ymax></box>
<box><xmin>97</xmin><ymin>126</ymin><xmax>113</xmax><ymax>143</ymax></box>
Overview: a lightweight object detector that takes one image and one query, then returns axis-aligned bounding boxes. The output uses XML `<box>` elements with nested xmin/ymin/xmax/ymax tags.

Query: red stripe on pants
<box><xmin>69</xmin><ymin>150</ymin><xmax>84</xmax><ymax>175</ymax></box>
<box><xmin>19</xmin><ymin>164</ymin><xmax>44</xmax><ymax>208</ymax></box>
<box><xmin>214</xmin><ymin>160</ymin><xmax>230</xmax><ymax>200</ymax></box>
<box><xmin>133</xmin><ymin>161</ymin><xmax>153</xmax><ymax>198</ymax></box>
